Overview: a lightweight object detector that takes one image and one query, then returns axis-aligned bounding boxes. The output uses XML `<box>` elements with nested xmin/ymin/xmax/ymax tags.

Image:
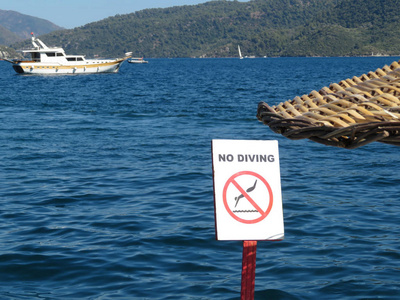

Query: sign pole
<box><xmin>240</xmin><ymin>240</ymin><xmax>257</xmax><ymax>300</ymax></box>
<box><xmin>212</xmin><ymin>140</ymin><xmax>284</xmax><ymax>299</ymax></box>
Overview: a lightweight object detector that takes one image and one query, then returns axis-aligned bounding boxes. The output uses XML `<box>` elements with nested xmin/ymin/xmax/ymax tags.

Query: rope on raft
<box><xmin>257</xmin><ymin>60</ymin><xmax>400</xmax><ymax>149</ymax></box>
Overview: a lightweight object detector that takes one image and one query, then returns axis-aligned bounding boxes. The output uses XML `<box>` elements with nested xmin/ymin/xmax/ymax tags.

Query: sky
<box><xmin>0</xmin><ymin>0</ymin><xmax>213</xmax><ymax>29</ymax></box>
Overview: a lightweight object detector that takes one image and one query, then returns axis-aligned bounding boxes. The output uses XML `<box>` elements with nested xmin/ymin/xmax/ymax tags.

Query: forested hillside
<box><xmin>10</xmin><ymin>0</ymin><xmax>400</xmax><ymax>58</ymax></box>
<box><xmin>0</xmin><ymin>9</ymin><xmax>63</xmax><ymax>45</ymax></box>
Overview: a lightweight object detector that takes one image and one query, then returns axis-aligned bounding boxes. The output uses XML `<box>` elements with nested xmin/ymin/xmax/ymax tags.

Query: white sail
<box><xmin>238</xmin><ymin>45</ymin><xmax>243</xmax><ymax>59</ymax></box>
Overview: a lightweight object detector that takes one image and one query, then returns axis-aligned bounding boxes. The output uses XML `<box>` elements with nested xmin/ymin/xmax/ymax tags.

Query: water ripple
<box><xmin>1</xmin><ymin>58</ymin><xmax>399</xmax><ymax>299</ymax></box>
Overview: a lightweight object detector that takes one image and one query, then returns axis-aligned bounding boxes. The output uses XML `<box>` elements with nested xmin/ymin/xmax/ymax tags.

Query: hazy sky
<box><xmin>0</xmin><ymin>0</ymin><xmax>215</xmax><ymax>29</ymax></box>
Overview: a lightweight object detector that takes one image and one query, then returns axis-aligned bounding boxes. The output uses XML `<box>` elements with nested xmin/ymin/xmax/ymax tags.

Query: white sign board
<box><xmin>212</xmin><ymin>139</ymin><xmax>284</xmax><ymax>241</ymax></box>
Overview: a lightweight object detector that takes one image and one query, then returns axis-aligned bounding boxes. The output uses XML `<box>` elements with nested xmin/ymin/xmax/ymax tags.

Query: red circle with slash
<box><xmin>222</xmin><ymin>171</ymin><xmax>273</xmax><ymax>224</ymax></box>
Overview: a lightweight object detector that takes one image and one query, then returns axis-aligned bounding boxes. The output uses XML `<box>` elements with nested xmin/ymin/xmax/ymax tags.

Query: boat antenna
<box><xmin>31</xmin><ymin>32</ymin><xmax>40</xmax><ymax>49</ymax></box>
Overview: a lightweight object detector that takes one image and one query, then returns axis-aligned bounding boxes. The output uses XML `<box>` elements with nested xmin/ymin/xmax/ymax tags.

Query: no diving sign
<box><xmin>223</xmin><ymin>171</ymin><xmax>273</xmax><ymax>224</ymax></box>
<box><xmin>212</xmin><ymin>140</ymin><xmax>284</xmax><ymax>241</ymax></box>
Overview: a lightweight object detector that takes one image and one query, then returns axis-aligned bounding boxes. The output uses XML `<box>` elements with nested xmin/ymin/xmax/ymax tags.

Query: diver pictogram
<box><xmin>223</xmin><ymin>171</ymin><xmax>273</xmax><ymax>224</ymax></box>
<box><xmin>235</xmin><ymin>180</ymin><xmax>257</xmax><ymax>207</ymax></box>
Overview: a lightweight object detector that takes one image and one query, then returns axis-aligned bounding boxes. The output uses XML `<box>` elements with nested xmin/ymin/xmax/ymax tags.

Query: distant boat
<box><xmin>2</xmin><ymin>33</ymin><xmax>132</xmax><ymax>75</ymax></box>
<box><xmin>238</xmin><ymin>45</ymin><xmax>243</xmax><ymax>59</ymax></box>
<box><xmin>128</xmin><ymin>57</ymin><xmax>148</xmax><ymax>64</ymax></box>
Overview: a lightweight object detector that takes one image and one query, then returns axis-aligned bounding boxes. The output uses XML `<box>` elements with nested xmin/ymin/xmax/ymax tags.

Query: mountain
<box><xmin>8</xmin><ymin>0</ymin><xmax>400</xmax><ymax>58</ymax></box>
<box><xmin>0</xmin><ymin>9</ymin><xmax>63</xmax><ymax>45</ymax></box>
<box><xmin>0</xmin><ymin>23</ymin><xmax>20</xmax><ymax>45</ymax></box>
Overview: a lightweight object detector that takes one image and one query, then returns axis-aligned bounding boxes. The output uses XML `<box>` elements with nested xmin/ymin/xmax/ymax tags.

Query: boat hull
<box><xmin>12</xmin><ymin>59</ymin><xmax>126</xmax><ymax>75</ymax></box>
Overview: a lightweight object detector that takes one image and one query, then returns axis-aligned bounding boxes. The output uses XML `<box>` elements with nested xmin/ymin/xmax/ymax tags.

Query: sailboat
<box><xmin>238</xmin><ymin>45</ymin><xmax>243</xmax><ymax>59</ymax></box>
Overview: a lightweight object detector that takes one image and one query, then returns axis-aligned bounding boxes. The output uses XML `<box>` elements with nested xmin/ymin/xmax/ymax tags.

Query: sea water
<box><xmin>0</xmin><ymin>57</ymin><xmax>399</xmax><ymax>299</ymax></box>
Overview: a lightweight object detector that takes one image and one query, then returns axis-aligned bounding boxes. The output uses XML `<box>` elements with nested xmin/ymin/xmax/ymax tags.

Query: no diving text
<box><xmin>219</xmin><ymin>154</ymin><xmax>275</xmax><ymax>163</ymax></box>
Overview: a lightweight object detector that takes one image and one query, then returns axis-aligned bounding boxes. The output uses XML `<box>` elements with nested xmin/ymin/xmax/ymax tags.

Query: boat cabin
<box><xmin>24</xmin><ymin>49</ymin><xmax>86</xmax><ymax>63</ymax></box>
<box><xmin>22</xmin><ymin>35</ymin><xmax>86</xmax><ymax>64</ymax></box>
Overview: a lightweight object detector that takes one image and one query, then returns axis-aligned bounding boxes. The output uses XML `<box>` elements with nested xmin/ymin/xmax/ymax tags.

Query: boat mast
<box><xmin>31</xmin><ymin>32</ymin><xmax>48</xmax><ymax>50</ymax></box>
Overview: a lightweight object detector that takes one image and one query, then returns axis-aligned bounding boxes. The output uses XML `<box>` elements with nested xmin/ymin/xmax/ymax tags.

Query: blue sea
<box><xmin>0</xmin><ymin>57</ymin><xmax>399</xmax><ymax>299</ymax></box>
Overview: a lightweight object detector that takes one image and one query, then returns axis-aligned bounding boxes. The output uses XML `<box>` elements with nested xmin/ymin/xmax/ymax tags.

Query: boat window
<box><xmin>46</xmin><ymin>52</ymin><xmax>56</xmax><ymax>57</ymax></box>
<box><xmin>77</xmin><ymin>57</ymin><xmax>84</xmax><ymax>61</ymax></box>
<box><xmin>57</xmin><ymin>53</ymin><xmax>64</xmax><ymax>56</ymax></box>
<box><xmin>67</xmin><ymin>57</ymin><xmax>77</xmax><ymax>61</ymax></box>
<box><xmin>32</xmin><ymin>53</ymin><xmax>40</xmax><ymax>61</ymax></box>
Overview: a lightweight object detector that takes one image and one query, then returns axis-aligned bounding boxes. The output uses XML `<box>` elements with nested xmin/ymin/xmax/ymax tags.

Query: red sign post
<box><xmin>241</xmin><ymin>241</ymin><xmax>257</xmax><ymax>300</ymax></box>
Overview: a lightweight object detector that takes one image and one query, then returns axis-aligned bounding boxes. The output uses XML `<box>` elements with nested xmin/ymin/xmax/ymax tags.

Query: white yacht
<box><xmin>5</xmin><ymin>34</ymin><xmax>132</xmax><ymax>75</ymax></box>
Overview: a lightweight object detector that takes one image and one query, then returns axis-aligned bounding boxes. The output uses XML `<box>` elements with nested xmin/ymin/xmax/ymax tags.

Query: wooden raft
<box><xmin>257</xmin><ymin>60</ymin><xmax>400</xmax><ymax>149</ymax></box>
